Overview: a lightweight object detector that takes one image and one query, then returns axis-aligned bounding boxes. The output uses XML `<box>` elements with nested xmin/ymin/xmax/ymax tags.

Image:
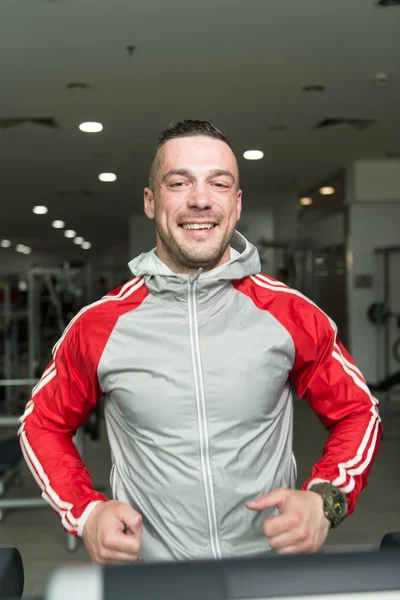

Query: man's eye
<box><xmin>213</xmin><ymin>182</ymin><xmax>229</xmax><ymax>188</ymax></box>
<box><xmin>170</xmin><ymin>181</ymin><xmax>185</xmax><ymax>187</ymax></box>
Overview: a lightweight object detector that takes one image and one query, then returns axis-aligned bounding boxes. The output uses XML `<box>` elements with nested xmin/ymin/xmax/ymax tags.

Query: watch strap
<box><xmin>309</xmin><ymin>482</ymin><xmax>348</xmax><ymax>529</ymax></box>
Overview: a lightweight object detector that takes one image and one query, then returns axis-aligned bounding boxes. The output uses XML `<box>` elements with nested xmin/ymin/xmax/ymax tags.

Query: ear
<box><xmin>236</xmin><ymin>189</ymin><xmax>243</xmax><ymax>221</ymax></box>
<box><xmin>144</xmin><ymin>187</ymin><xmax>155</xmax><ymax>220</ymax></box>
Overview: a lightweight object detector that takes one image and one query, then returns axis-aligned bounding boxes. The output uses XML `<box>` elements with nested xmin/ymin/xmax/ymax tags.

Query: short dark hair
<box><xmin>148</xmin><ymin>119</ymin><xmax>234</xmax><ymax>190</ymax></box>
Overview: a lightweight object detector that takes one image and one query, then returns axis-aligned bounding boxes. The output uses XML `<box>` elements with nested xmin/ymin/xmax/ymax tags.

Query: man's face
<box><xmin>144</xmin><ymin>136</ymin><xmax>242</xmax><ymax>274</ymax></box>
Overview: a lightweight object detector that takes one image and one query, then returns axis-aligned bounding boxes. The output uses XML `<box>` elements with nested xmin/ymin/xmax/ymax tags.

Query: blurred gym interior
<box><xmin>0</xmin><ymin>0</ymin><xmax>400</xmax><ymax>598</ymax></box>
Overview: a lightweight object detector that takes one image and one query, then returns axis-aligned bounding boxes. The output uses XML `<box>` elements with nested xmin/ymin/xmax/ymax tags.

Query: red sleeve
<box><xmin>18</xmin><ymin>278</ymin><xmax>148</xmax><ymax>536</ymax></box>
<box><xmin>235</xmin><ymin>275</ymin><xmax>382</xmax><ymax>515</ymax></box>
<box><xmin>18</xmin><ymin>315</ymin><xmax>109</xmax><ymax>537</ymax></box>
<box><xmin>286</xmin><ymin>294</ymin><xmax>382</xmax><ymax>514</ymax></box>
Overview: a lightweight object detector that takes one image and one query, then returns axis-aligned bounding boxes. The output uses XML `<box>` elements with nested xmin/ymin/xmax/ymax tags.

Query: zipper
<box><xmin>188</xmin><ymin>275</ymin><xmax>222</xmax><ymax>559</ymax></box>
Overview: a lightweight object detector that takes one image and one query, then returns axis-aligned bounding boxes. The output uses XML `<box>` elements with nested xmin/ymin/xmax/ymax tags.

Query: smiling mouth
<box><xmin>179</xmin><ymin>223</ymin><xmax>216</xmax><ymax>230</ymax></box>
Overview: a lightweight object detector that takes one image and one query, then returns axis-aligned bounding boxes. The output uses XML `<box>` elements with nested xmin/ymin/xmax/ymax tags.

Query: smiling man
<box><xmin>19</xmin><ymin>120</ymin><xmax>381</xmax><ymax>565</ymax></box>
<box><xmin>144</xmin><ymin>124</ymin><xmax>242</xmax><ymax>274</ymax></box>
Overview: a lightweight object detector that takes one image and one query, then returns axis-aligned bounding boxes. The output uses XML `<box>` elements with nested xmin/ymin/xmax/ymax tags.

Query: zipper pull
<box><xmin>192</xmin><ymin>268</ymin><xmax>203</xmax><ymax>284</ymax></box>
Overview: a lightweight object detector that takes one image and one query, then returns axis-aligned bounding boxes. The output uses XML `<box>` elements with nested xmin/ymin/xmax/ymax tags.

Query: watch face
<box><xmin>333</xmin><ymin>494</ymin><xmax>346</xmax><ymax>516</ymax></box>
<box><xmin>311</xmin><ymin>483</ymin><xmax>348</xmax><ymax>527</ymax></box>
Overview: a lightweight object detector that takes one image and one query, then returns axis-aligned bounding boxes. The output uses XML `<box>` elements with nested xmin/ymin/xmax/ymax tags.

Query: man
<box><xmin>19</xmin><ymin>120</ymin><xmax>381</xmax><ymax>565</ymax></box>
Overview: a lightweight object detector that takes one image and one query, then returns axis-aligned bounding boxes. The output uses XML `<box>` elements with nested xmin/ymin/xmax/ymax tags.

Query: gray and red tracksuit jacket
<box><xmin>19</xmin><ymin>231</ymin><xmax>382</xmax><ymax>561</ymax></box>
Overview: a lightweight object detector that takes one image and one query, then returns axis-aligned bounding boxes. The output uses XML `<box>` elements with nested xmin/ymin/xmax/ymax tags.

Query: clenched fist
<box><xmin>82</xmin><ymin>500</ymin><xmax>143</xmax><ymax>564</ymax></box>
<box><xmin>246</xmin><ymin>488</ymin><xmax>330</xmax><ymax>554</ymax></box>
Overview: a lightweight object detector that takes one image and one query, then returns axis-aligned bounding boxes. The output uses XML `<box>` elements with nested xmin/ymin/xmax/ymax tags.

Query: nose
<box><xmin>187</xmin><ymin>183</ymin><xmax>212</xmax><ymax>210</ymax></box>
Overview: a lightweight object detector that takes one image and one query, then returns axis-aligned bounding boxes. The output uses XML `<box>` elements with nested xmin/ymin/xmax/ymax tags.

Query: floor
<box><xmin>0</xmin><ymin>397</ymin><xmax>399</xmax><ymax>599</ymax></box>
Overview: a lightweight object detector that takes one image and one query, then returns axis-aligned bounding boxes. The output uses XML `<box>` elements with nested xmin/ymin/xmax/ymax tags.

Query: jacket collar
<box><xmin>128</xmin><ymin>230</ymin><xmax>261</xmax><ymax>305</ymax></box>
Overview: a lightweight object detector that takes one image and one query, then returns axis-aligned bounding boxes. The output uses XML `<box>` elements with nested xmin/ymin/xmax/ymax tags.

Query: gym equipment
<box><xmin>83</xmin><ymin>403</ymin><xmax>101</xmax><ymax>441</ymax></box>
<box><xmin>370</xmin><ymin>245</ymin><xmax>400</xmax><ymax>441</ymax></box>
<box><xmin>45</xmin><ymin>546</ymin><xmax>400</xmax><ymax>600</ymax></box>
<box><xmin>380</xmin><ymin>532</ymin><xmax>400</xmax><ymax>551</ymax></box>
<box><xmin>368</xmin><ymin>370</ymin><xmax>400</xmax><ymax>440</ymax></box>
<box><xmin>0</xmin><ymin>547</ymin><xmax>24</xmax><ymax>599</ymax></box>
<box><xmin>0</xmin><ymin>379</ymin><xmax>101</xmax><ymax>443</ymax></box>
<box><xmin>256</xmin><ymin>239</ymin><xmax>318</xmax><ymax>300</ymax></box>
<box><xmin>27</xmin><ymin>266</ymin><xmax>93</xmax><ymax>379</ymax></box>
<box><xmin>393</xmin><ymin>336</ymin><xmax>400</xmax><ymax>364</ymax></box>
<box><xmin>368</xmin><ymin>301</ymin><xmax>391</xmax><ymax>325</ymax></box>
<box><xmin>0</xmin><ymin>414</ymin><xmax>82</xmax><ymax>552</ymax></box>
<box><xmin>0</xmin><ymin>381</ymin><xmax>102</xmax><ymax>553</ymax></box>
<box><xmin>0</xmin><ymin>410</ymin><xmax>50</xmax><ymax>521</ymax></box>
<box><xmin>0</xmin><ymin>436</ymin><xmax>21</xmax><ymax>473</ymax></box>
<box><xmin>372</xmin><ymin>245</ymin><xmax>400</xmax><ymax>382</ymax></box>
<box><xmin>0</xmin><ymin>281</ymin><xmax>20</xmax><ymax>414</ymax></box>
<box><xmin>367</xmin><ymin>301</ymin><xmax>400</xmax><ymax>328</ymax></box>
<box><xmin>368</xmin><ymin>370</ymin><xmax>400</xmax><ymax>392</ymax></box>
<box><xmin>313</xmin><ymin>244</ymin><xmax>349</xmax><ymax>348</ymax></box>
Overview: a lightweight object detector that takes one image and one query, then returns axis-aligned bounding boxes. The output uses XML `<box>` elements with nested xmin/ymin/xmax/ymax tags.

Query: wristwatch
<box><xmin>309</xmin><ymin>482</ymin><xmax>348</xmax><ymax>529</ymax></box>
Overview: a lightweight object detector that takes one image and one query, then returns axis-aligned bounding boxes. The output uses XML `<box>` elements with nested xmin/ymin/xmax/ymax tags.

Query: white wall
<box><xmin>94</xmin><ymin>242</ymin><xmax>131</xmax><ymax>288</ymax></box>
<box><xmin>298</xmin><ymin>211</ymin><xmax>346</xmax><ymax>248</ymax></box>
<box><xmin>351</xmin><ymin>159</ymin><xmax>400</xmax><ymax>203</ymax></box>
<box><xmin>237</xmin><ymin>206</ymin><xmax>274</xmax><ymax>243</ymax></box>
<box><xmin>272</xmin><ymin>195</ymin><xmax>298</xmax><ymax>241</ymax></box>
<box><xmin>347</xmin><ymin>203</ymin><xmax>400</xmax><ymax>383</ymax></box>
<box><xmin>237</xmin><ymin>206</ymin><xmax>275</xmax><ymax>273</ymax></box>
<box><xmin>129</xmin><ymin>214</ymin><xmax>157</xmax><ymax>260</ymax></box>
<box><xmin>345</xmin><ymin>159</ymin><xmax>400</xmax><ymax>383</ymax></box>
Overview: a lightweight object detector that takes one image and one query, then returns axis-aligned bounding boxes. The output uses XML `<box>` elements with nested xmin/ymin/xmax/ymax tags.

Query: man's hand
<box><xmin>82</xmin><ymin>500</ymin><xmax>143</xmax><ymax>564</ymax></box>
<box><xmin>246</xmin><ymin>489</ymin><xmax>330</xmax><ymax>554</ymax></box>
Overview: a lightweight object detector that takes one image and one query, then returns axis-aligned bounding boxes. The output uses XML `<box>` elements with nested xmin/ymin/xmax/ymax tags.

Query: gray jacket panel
<box><xmin>98</xmin><ymin>232</ymin><xmax>297</xmax><ymax>561</ymax></box>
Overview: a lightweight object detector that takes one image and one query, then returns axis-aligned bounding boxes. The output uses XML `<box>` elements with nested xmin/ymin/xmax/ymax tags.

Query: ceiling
<box><xmin>1</xmin><ymin>0</ymin><xmax>399</xmax><ymax>257</ymax></box>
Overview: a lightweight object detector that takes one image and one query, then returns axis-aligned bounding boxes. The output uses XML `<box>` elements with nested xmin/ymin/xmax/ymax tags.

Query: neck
<box><xmin>155</xmin><ymin>244</ymin><xmax>232</xmax><ymax>275</ymax></box>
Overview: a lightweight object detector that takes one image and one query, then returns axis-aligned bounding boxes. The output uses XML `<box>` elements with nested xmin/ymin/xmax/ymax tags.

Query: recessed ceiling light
<box><xmin>73</xmin><ymin>237</ymin><xmax>84</xmax><ymax>245</ymax></box>
<box><xmin>81</xmin><ymin>241</ymin><xmax>91</xmax><ymax>250</ymax></box>
<box><xmin>52</xmin><ymin>220</ymin><xmax>65</xmax><ymax>229</ymax></box>
<box><xmin>33</xmin><ymin>206</ymin><xmax>48</xmax><ymax>215</ymax></box>
<box><xmin>64</xmin><ymin>230</ymin><xmax>76</xmax><ymax>238</ymax></box>
<box><xmin>300</xmin><ymin>197</ymin><xmax>313</xmax><ymax>206</ymax></box>
<box><xmin>243</xmin><ymin>150</ymin><xmax>264</xmax><ymax>161</ymax></box>
<box><xmin>1</xmin><ymin>239</ymin><xmax>11</xmax><ymax>248</ymax></box>
<box><xmin>16</xmin><ymin>244</ymin><xmax>26</xmax><ymax>253</ymax></box>
<box><xmin>22</xmin><ymin>246</ymin><xmax>32</xmax><ymax>255</ymax></box>
<box><xmin>79</xmin><ymin>122</ymin><xmax>103</xmax><ymax>133</ymax></box>
<box><xmin>374</xmin><ymin>72</ymin><xmax>389</xmax><ymax>87</ymax></box>
<box><xmin>319</xmin><ymin>186</ymin><xmax>335</xmax><ymax>195</ymax></box>
<box><xmin>98</xmin><ymin>172</ymin><xmax>117</xmax><ymax>182</ymax></box>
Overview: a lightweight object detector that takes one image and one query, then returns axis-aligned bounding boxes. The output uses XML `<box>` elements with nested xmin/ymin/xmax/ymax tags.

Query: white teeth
<box><xmin>181</xmin><ymin>223</ymin><xmax>215</xmax><ymax>230</ymax></box>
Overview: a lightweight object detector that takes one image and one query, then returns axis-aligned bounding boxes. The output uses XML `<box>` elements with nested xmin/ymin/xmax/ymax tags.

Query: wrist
<box><xmin>311</xmin><ymin>491</ymin><xmax>332</xmax><ymax>528</ymax></box>
<box><xmin>308</xmin><ymin>482</ymin><xmax>348</xmax><ymax>529</ymax></box>
<box><xmin>79</xmin><ymin>500</ymin><xmax>107</xmax><ymax>538</ymax></box>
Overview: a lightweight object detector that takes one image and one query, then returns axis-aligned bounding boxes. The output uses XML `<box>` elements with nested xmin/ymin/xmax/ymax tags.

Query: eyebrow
<box><xmin>161</xmin><ymin>168</ymin><xmax>236</xmax><ymax>183</ymax></box>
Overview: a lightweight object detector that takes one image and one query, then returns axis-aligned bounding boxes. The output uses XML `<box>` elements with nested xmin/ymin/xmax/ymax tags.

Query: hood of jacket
<box><xmin>127</xmin><ymin>230</ymin><xmax>261</xmax><ymax>304</ymax></box>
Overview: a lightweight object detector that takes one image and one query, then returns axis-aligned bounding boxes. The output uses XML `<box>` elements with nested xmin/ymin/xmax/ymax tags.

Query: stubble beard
<box><xmin>156</xmin><ymin>223</ymin><xmax>233</xmax><ymax>273</ymax></box>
